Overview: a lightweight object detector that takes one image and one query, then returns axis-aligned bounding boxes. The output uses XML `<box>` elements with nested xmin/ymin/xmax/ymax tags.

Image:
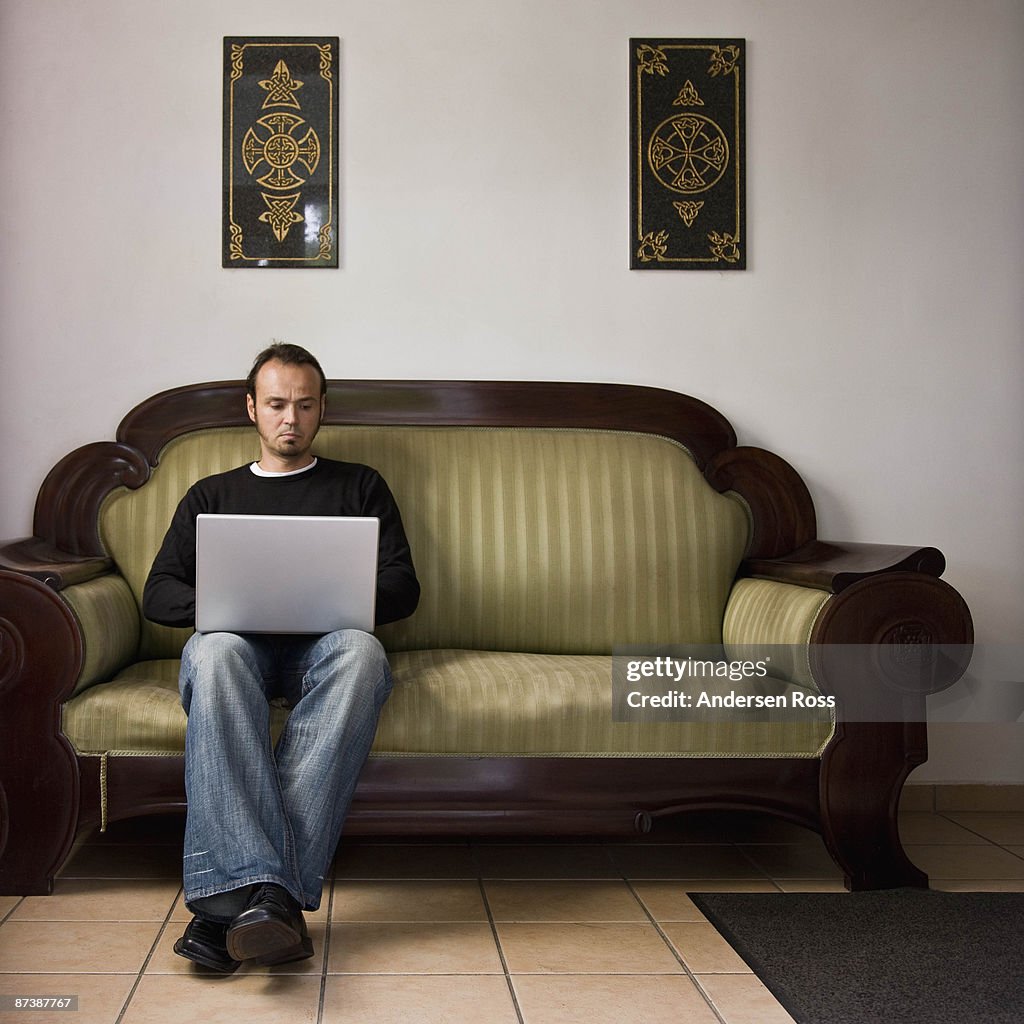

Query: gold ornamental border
<box><xmin>226</xmin><ymin>41</ymin><xmax>335</xmax><ymax>265</ymax></box>
<box><xmin>634</xmin><ymin>43</ymin><xmax>743</xmax><ymax>267</ymax></box>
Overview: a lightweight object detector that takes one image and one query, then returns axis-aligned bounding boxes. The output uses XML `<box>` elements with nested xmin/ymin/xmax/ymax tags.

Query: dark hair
<box><xmin>245</xmin><ymin>343</ymin><xmax>327</xmax><ymax>399</ymax></box>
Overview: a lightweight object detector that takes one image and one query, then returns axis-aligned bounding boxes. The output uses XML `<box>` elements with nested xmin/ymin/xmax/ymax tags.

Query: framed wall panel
<box><xmin>223</xmin><ymin>37</ymin><xmax>339</xmax><ymax>268</ymax></box>
<box><xmin>631</xmin><ymin>39</ymin><xmax>746</xmax><ymax>270</ymax></box>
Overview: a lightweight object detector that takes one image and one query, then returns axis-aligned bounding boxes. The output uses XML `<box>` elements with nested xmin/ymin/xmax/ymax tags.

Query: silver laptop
<box><xmin>195</xmin><ymin>514</ymin><xmax>379</xmax><ymax>634</ymax></box>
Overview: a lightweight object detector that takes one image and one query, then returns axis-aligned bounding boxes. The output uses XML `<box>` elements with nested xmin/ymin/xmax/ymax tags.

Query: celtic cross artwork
<box><xmin>630</xmin><ymin>39</ymin><xmax>746</xmax><ymax>270</ymax></box>
<box><xmin>223</xmin><ymin>38</ymin><xmax>339</xmax><ymax>268</ymax></box>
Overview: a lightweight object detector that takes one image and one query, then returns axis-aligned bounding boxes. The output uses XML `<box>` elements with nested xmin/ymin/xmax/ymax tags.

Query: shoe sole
<box><xmin>173</xmin><ymin>937</ymin><xmax>241</xmax><ymax>975</ymax></box>
<box><xmin>251</xmin><ymin>939</ymin><xmax>315</xmax><ymax>966</ymax></box>
<box><xmin>226</xmin><ymin>916</ymin><xmax>313</xmax><ymax>964</ymax></box>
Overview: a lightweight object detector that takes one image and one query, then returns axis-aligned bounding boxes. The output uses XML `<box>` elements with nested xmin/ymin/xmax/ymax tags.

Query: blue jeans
<box><xmin>178</xmin><ymin>629</ymin><xmax>392</xmax><ymax>922</ymax></box>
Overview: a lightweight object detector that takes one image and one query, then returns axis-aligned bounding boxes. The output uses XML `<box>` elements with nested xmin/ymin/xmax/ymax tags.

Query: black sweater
<box><xmin>142</xmin><ymin>458</ymin><xmax>420</xmax><ymax>629</ymax></box>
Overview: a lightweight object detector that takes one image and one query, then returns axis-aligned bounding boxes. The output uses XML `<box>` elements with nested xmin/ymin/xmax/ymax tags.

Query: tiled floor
<box><xmin>2</xmin><ymin>810</ymin><xmax>1023</xmax><ymax>1023</ymax></box>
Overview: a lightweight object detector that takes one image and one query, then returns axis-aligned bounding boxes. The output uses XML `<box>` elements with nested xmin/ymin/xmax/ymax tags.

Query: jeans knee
<box><xmin>320</xmin><ymin>628</ymin><xmax>385</xmax><ymax>664</ymax></box>
<box><xmin>315</xmin><ymin>629</ymin><xmax>392</xmax><ymax>701</ymax></box>
<box><xmin>180</xmin><ymin>632</ymin><xmax>264</xmax><ymax>709</ymax></box>
<box><xmin>184</xmin><ymin>630</ymin><xmax>256</xmax><ymax>663</ymax></box>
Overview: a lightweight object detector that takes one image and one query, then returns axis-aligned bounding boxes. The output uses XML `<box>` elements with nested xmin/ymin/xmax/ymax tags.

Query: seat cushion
<box><xmin>63</xmin><ymin>651</ymin><xmax>834</xmax><ymax>758</ymax></box>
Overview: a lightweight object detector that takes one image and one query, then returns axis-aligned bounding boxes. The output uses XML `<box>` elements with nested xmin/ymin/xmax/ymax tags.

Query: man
<box><xmin>143</xmin><ymin>343</ymin><xmax>419</xmax><ymax>973</ymax></box>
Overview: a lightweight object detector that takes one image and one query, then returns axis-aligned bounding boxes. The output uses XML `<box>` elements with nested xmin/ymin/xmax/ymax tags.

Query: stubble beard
<box><xmin>254</xmin><ymin>414</ymin><xmax>318</xmax><ymax>466</ymax></box>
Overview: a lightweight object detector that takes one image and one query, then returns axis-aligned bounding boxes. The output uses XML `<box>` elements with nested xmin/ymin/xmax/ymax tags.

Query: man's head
<box><xmin>245</xmin><ymin>342</ymin><xmax>327</xmax><ymax>401</ymax></box>
<box><xmin>245</xmin><ymin>343</ymin><xmax>328</xmax><ymax>471</ymax></box>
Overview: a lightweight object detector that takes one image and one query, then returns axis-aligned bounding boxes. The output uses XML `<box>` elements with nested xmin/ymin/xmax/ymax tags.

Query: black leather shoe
<box><xmin>173</xmin><ymin>916</ymin><xmax>241</xmax><ymax>974</ymax></box>
<box><xmin>226</xmin><ymin>883</ymin><xmax>314</xmax><ymax>966</ymax></box>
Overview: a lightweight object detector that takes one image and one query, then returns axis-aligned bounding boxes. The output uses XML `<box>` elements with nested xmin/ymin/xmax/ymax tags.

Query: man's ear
<box><xmin>319</xmin><ymin>394</ymin><xmax>327</xmax><ymax>423</ymax></box>
<box><xmin>246</xmin><ymin>393</ymin><xmax>257</xmax><ymax>424</ymax></box>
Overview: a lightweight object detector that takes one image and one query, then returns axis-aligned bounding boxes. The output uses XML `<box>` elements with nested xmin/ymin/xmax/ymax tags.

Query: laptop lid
<box><xmin>194</xmin><ymin>514</ymin><xmax>379</xmax><ymax>634</ymax></box>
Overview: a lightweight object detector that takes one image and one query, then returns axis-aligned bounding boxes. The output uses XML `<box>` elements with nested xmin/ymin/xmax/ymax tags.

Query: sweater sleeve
<box><xmin>362</xmin><ymin>471</ymin><xmax>421</xmax><ymax>627</ymax></box>
<box><xmin>142</xmin><ymin>486</ymin><xmax>205</xmax><ymax>628</ymax></box>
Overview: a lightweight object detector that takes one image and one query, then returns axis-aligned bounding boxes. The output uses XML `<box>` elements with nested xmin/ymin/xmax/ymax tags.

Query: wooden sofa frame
<box><xmin>0</xmin><ymin>380</ymin><xmax>973</xmax><ymax>895</ymax></box>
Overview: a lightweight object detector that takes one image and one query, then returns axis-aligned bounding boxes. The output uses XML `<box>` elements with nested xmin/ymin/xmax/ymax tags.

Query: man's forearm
<box><xmin>143</xmin><ymin>573</ymin><xmax>197</xmax><ymax>628</ymax></box>
<box><xmin>374</xmin><ymin>567</ymin><xmax>420</xmax><ymax>626</ymax></box>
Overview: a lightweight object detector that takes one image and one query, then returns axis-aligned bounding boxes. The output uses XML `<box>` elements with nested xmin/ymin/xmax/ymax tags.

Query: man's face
<box><xmin>246</xmin><ymin>359</ymin><xmax>326</xmax><ymax>470</ymax></box>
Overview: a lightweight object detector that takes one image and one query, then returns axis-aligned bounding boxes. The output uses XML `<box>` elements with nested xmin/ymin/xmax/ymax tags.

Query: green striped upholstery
<box><xmin>63</xmin><ymin>660</ymin><xmax>190</xmax><ymax>753</ymax></box>
<box><xmin>62</xmin><ymin>574</ymin><xmax>141</xmax><ymax>698</ymax></box>
<box><xmin>382</xmin><ymin>650</ymin><xmax>832</xmax><ymax>756</ymax></box>
<box><xmin>723</xmin><ymin>579</ymin><xmax>831</xmax><ymax>690</ymax></box>
<box><xmin>59</xmin><ymin>422</ymin><xmax>836</xmax><ymax>759</ymax></box>
<box><xmin>63</xmin><ymin>649</ymin><xmax>834</xmax><ymax>757</ymax></box>
<box><xmin>99</xmin><ymin>426</ymin><xmax>751</xmax><ymax>659</ymax></box>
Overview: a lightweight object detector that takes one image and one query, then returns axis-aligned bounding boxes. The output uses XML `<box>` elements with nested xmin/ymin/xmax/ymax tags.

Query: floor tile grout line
<box><xmin>113</xmin><ymin>884</ymin><xmax>183</xmax><ymax>1024</ymax></box>
<box><xmin>0</xmin><ymin>898</ymin><xmax>24</xmax><ymax>926</ymax></box>
<box><xmin>315</xmin><ymin>876</ymin><xmax>334</xmax><ymax>1024</ymax></box>
<box><xmin>732</xmin><ymin>843</ymin><xmax>789</xmax><ymax>887</ymax></box>
<box><xmin>476</xmin><ymin>878</ymin><xmax>526</xmax><ymax>1024</ymax></box>
<box><xmin>934</xmin><ymin>811</ymin><xmax>1023</xmax><ymax>852</ymax></box>
<box><xmin>625</xmin><ymin>878</ymin><xmax>731</xmax><ymax>1024</ymax></box>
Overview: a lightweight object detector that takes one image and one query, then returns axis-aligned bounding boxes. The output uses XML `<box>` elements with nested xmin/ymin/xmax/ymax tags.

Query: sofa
<box><xmin>0</xmin><ymin>379</ymin><xmax>973</xmax><ymax>896</ymax></box>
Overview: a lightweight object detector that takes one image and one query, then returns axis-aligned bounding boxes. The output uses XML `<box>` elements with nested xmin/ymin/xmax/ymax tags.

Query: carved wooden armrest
<box><xmin>744</xmin><ymin>540</ymin><xmax>946</xmax><ymax>595</ymax></box>
<box><xmin>0</xmin><ymin>537</ymin><xmax>112</xmax><ymax>591</ymax></box>
<box><xmin>730</xmin><ymin>542</ymin><xmax>973</xmax><ymax>702</ymax></box>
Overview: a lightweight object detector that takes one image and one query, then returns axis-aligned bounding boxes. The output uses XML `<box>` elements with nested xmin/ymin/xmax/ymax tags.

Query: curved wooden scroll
<box><xmin>33</xmin><ymin>443</ymin><xmax>150</xmax><ymax>558</ymax></box>
<box><xmin>705</xmin><ymin>445</ymin><xmax>817</xmax><ymax>558</ymax></box>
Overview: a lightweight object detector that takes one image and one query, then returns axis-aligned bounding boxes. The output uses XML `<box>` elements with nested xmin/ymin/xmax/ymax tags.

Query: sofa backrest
<box><xmin>99</xmin><ymin>424</ymin><xmax>750</xmax><ymax>660</ymax></box>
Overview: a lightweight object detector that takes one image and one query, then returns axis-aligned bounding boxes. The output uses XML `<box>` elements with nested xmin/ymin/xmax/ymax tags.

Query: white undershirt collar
<box><xmin>249</xmin><ymin>457</ymin><xmax>318</xmax><ymax>479</ymax></box>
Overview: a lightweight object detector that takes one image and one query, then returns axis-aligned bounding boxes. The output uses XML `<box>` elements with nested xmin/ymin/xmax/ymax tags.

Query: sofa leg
<box><xmin>818</xmin><ymin>721</ymin><xmax>928</xmax><ymax>891</ymax></box>
<box><xmin>0</xmin><ymin>570</ymin><xmax>83</xmax><ymax>895</ymax></box>
<box><xmin>0</xmin><ymin>754</ymin><xmax>80</xmax><ymax>895</ymax></box>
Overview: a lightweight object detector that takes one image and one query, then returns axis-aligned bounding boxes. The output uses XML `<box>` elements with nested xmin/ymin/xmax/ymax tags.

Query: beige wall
<box><xmin>1</xmin><ymin>0</ymin><xmax>1021</xmax><ymax>781</ymax></box>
